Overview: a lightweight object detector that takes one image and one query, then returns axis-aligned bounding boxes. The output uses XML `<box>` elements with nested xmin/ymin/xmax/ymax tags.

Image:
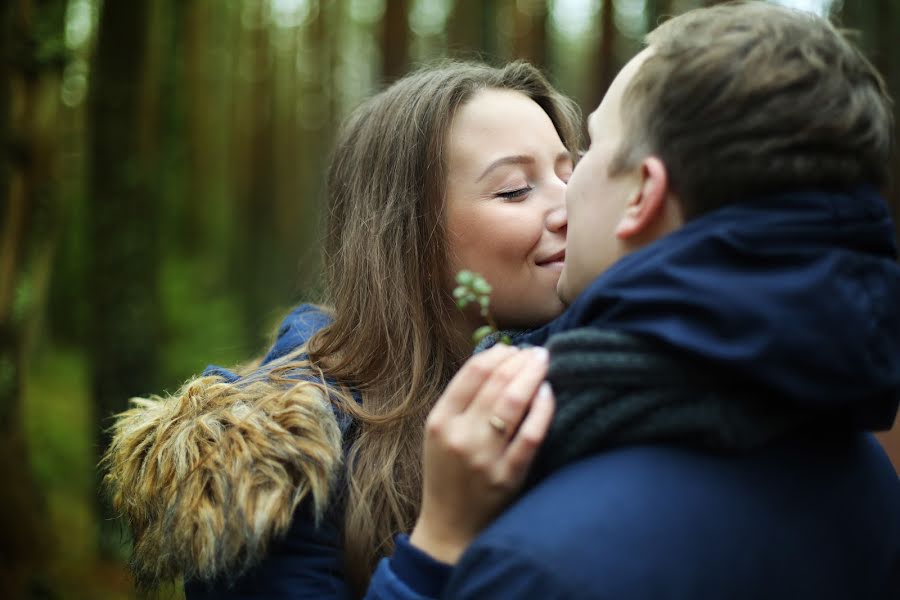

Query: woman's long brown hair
<box><xmin>274</xmin><ymin>60</ymin><xmax>581</xmax><ymax>594</ymax></box>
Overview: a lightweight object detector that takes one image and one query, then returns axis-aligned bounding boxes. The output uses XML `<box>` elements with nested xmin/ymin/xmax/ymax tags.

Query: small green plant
<box><xmin>453</xmin><ymin>270</ymin><xmax>512</xmax><ymax>347</ymax></box>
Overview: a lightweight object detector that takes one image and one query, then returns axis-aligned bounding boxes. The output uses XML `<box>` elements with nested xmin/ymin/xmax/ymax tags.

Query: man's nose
<box><xmin>546</xmin><ymin>201</ymin><xmax>568</xmax><ymax>233</ymax></box>
<box><xmin>546</xmin><ymin>174</ymin><xmax>568</xmax><ymax>232</ymax></box>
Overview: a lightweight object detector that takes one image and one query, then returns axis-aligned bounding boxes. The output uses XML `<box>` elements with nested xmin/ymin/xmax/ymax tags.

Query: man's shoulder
<box><xmin>483</xmin><ymin>445</ymin><xmax>731</xmax><ymax>553</ymax></box>
<box><xmin>454</xmin><ymin>436</ymin><xmax>899</xmax><ymax>599</ymax></box>
<box><xmin>488</xmin><ymin>434</ymin><xmax>899</xmax><ymax>545</ymax></box>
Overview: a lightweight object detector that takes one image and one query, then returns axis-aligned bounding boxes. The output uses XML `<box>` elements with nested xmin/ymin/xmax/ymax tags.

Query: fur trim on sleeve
<box><xmin>101</xmin><ymin>375</ymin><xmax>343</xmax><ymax>586</ymax></box>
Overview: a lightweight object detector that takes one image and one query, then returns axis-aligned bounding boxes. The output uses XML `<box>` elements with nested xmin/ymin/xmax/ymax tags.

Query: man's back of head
<box><xmin>614</xmin><ymin>0</ymin><xmax>893</xmax><ymax>219</ymax></box>
<box><xmin>560</xmin><ymin>0</ymin><xmax>896</xmax><ymax>301</ymax></box>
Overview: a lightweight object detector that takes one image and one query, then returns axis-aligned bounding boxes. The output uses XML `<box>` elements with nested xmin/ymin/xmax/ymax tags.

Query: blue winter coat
<box><xmin>372</xmin><ymin>188</ymin><xmax>900</xmax><ymax>599</ymax></box>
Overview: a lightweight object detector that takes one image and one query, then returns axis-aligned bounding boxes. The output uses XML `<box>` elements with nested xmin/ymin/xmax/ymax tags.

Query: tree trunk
<box><xmin>644</xmin><ymin>0</ymin><xmax>673</xmax><ymax>31</ymax></box>
<box><xmin>87</xmin><ymin>0</ymin><xmax>162</xmax><ymax>556</ymax></box>
<box><xmin>0</xmin><ymin>0</ymin><xmax>67</xmax><ymax>595</ymax></box>
<box><xmin>479</xmin><ymin>0</ymin><xmax>499</xmax><ymax>62</ymax></box>
<box><xmin>382</xmin><ymin>0</ymin><xmax>409</xmax><ymax>82</ymax></box>
<box><xmin>182</xmin><ymin>0</ymin><xmax>211</xmax><ymax>253</ymax></box>
<box><xmin>591</xmin><ymin>0</ymin><xmax>616</xmax><ymax>109</ymax></box>
<box><xmin>448</xmin><ymin>0</ymin><xmax>498</xmax><ymax>60</ymax></box>
<box><xmin>448</xmin><ymin>0</ymin><xmax>479</xmax><ymax>56</ymax></box>
<box><xmin>231</xmin><ymin>1</ymin><xmax>279</xmax><ymax>347</ymax></box>
<box><xmin>513</xmin><ymin>0</ymin><xmax>548</xmax><ymax>68</ymax></box>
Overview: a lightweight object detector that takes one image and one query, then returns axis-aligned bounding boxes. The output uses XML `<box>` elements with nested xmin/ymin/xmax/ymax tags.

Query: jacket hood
<box><xmin>535</xmin><ymin>187</ymin><xmax>900</xmax><ymax>429</ymax></box>
<box><xmin>102</xmin><ymin>306</ymin><xmax>343</xmax><ymax>585</ymax></box>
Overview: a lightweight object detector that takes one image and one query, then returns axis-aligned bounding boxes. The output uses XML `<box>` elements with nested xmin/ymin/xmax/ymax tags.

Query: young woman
<box><xmin>103</xmin><ymin>60</ymin><xmax>581</xmax><ymax>599</ymax></box>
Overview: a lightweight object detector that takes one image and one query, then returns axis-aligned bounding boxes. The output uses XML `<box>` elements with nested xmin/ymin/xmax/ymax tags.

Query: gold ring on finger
<box><xmin>488</xmin><ymin>415</ymin><xmax>508</xmax><ymax>435</ymax></box>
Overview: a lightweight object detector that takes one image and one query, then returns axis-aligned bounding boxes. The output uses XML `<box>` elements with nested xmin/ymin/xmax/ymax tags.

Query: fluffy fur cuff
<box><xmin>101</xmin><ymin>375</ymin><xmax>343</xmax><ymax>585</ymax></box>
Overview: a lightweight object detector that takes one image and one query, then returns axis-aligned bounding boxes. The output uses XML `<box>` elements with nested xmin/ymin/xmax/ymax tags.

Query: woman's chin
<box><xmin>496</xmin><ymin>298</ymin><xmax>565</xmax><ymax>331</ymax></box>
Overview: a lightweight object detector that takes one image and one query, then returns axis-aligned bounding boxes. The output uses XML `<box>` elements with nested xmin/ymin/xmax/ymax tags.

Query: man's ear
<box><xmin>614</xmin><ymin>157</ymin><xmax>669</xmax><ymax>240</ymax></box>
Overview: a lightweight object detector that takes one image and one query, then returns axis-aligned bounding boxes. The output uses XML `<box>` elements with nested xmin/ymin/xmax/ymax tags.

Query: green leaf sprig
<box><xmin>453</xmin><ymin>270</ymin><xmax>512</xmax><ymax>347</ymax></box>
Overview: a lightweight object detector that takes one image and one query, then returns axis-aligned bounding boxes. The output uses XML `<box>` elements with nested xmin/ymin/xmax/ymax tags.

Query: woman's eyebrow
<box><xmin>477</xmin><ymin>151</ymin><xmax>572</xmax><ymax>182</ymax></box>
<box><xmin>477</xmin><ymin>155</ymin><xmax>534</xmax><ymax>182</ymax></box>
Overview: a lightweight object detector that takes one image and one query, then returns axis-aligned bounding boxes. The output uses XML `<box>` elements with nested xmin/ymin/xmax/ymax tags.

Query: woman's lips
<box><xmin>537</xmin><ymin>249</ymin><xmax>565</xmax><ymax>270</ymax></box>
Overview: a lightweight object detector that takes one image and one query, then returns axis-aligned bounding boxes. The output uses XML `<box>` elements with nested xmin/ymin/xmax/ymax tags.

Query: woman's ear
<box><xmin>614</xmin><ymin>157</ymin><xmax>669</xmax><ymax>240</ymax></box>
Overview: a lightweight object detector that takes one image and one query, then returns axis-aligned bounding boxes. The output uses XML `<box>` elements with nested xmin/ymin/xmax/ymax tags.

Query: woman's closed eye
<box><xmin>495</xmin><ymin>185</ymin><xmax>534</xmax><ymax>200</ymax></box>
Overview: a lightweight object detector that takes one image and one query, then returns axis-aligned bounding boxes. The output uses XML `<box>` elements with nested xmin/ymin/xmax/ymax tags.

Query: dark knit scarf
<box><xmin>528</xmin><ymin>328</ymin><xmax>810</xmax><ymax>484</ymax></box>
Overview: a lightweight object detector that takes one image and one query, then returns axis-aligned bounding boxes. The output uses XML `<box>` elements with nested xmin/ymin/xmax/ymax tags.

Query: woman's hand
<box><xmin>409</xmin><ymin>344</ymin><xmax>555</xmax><ymax>564</ymax></box>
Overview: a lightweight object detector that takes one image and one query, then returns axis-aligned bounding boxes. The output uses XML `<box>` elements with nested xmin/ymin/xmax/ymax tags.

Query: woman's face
<box><xmin>445</xmin><ymin>89</ymin><xmax>573</xmax><ymax>330</ymax></box>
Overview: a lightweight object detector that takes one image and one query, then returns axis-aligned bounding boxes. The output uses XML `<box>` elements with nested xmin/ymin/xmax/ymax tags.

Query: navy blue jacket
<box><xmin>444</xmin><ymin>434</ymin><xmax>898</xmax><ymax>599</ymax></box>
<box><xmin>373</xmin><ymin>188</ymin><xmax>900</xmax><ymax>599</ymax></box>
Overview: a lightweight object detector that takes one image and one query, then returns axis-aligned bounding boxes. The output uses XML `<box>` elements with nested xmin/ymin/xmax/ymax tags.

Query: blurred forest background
<box><xmin>2</xmin><ymin>0</ymin><xmax>899</xmax><ymax>598</ymax></box>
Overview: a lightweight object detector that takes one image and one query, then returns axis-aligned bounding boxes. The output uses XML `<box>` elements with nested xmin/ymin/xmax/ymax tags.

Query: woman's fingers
<box><xmin>412</xmin><ymin>348</ymin><xmax>556</xmax><ymax>565</ymax></box>
<box><xmin>496</xmin><ymin>382</ymin><xmax>555</xmax><ymax>486</ymax></box>
<box><xmin>476</xmin><ymin>347</ymin><xmax>550</xmax><ymax>441</ymax></box>
<box><xmin>428</xmin><ymin>344</ymin><xmax>518</xmax><ymax>423</ymax></box>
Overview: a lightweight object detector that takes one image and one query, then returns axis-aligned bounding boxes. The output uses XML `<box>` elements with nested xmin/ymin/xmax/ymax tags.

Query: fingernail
<box><xmin>531</xmin><ymin>347</ymin><xmax>549</xmax><ymax>361</ymax></box>
<box><xmin>539</xmin><ymin>382</ymin><xmax>553</xmax><ymax>397</ymax></box>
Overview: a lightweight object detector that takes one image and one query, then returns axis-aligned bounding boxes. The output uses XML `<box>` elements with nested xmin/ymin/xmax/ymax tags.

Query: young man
<box><xmin>367</xmin><ymin>3</ymin><xmax>899</xmax><ymax>598</ymax></box>
<box><xmin>435</xmin><ymin>3</ymin><xmax>900</xmax><ymax>598</ymax></box>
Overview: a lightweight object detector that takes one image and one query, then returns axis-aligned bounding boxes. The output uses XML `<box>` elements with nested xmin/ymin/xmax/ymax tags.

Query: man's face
<box><xmin>557</xmin><ymin>49</ymin><xmax>654</xmax><ymax>304</ymax></box>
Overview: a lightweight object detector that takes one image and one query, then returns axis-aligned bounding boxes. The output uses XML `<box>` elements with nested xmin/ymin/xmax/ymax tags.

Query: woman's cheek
<box><xmin>506</xmin><ymin>214</ymin><xmax>544</xmax><ymax>259</ymax></box>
